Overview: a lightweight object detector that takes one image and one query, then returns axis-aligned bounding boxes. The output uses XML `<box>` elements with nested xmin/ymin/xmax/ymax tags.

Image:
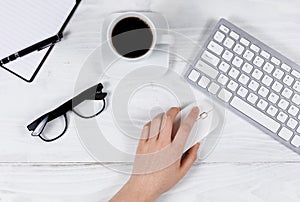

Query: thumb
<box><xmin>180</xmin><ymin>143</ymin><xmax>200</xmax><ymax>175</ymax></box>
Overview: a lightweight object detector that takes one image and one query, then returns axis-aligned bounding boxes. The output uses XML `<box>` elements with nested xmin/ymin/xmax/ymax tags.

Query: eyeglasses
<box><xmin>27</xmin><ymin>83</ymin><xmax>107</xmax><ymax>142</ymax></box>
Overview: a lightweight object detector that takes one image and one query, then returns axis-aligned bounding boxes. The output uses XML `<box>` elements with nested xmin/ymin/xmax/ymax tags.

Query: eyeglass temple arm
<box><xmin>27</xmin><ymin>83</ymin><xmax>107</xmax><ymax>132</ymax></box>
<box><xmin>72</xmin><ymin>83</ymin><xmax>107</xmax><ymax>104</ymax></box>
<box><xmin>27</xmin><ymin>99</ymin><xmax>72</xmax><ymax>131</ymax></box>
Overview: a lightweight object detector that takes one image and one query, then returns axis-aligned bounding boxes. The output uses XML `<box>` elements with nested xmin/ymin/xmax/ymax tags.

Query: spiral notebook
<box><xmin>0</xmin><ymin>0</ymin><xmax>80</xmax><ymax>82</ymax></box>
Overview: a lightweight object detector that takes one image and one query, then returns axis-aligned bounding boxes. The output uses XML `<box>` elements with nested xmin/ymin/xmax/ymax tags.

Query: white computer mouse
<box><xmin>175</xmin><ymin>100</ymin><xmax>220</xmax><ymax>152</ymax></box>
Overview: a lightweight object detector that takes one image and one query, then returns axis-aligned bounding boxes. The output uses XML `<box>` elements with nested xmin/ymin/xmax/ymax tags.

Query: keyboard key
<box><xmin>288</xmin><ymin>105</ymin><xmax>299</xmax><ymax>117</ymax></box>
<box><xmin>230</xmin><ymin>97</ymin><xmax>280</xmax><ymax>133</ymax></box>
<box><xmin>201</xmin><ymin>51</ymin><xmax>220</xmax><ymax>67</ymax></box>
<box><xmin>258</xmin><ymin>86</ymin><xmax>269</xmax><ymax>97</ymax></box>
<box><xmin>188</xmin><ymin>69</ymin><xmax>200</xmax><ymax>82</ymax></box>
<box><xmin>277</xmin><ymin>112</ymin><xmax>288</xmax><ymax>123</ymax></box>
<box><xmin>268</xmin><ymin>93</ymin><xmax>279</xmax><ymax>104</ymax></box>
<box><xmin>222</xmin><ymin>50</ymin><xmax>234</xmax><ymax>61</ymax></box>
<box><xmin>198</xmin><ymin>76</ymin><xmax>210</xmax><ymax>88</ymax></box>
<box><xmin>287</xmin><ymin>118</ymin><xmax>298</xmax><ymax>130</ymax></box>
<box><xmin>232</xmin><ymin>56</ymin><xmax>243</xmax><ymax>68</ymax></box>
<box><xmin>292</xmin><ymin>94</ymin><xmax>300</xmax><ymax>105</ymax></box>
<box><xmin>272</xmin><ymin>81</ymin><xmax>283</xmax><ymax>93</ymax></box>
<box><xmin>214</xmin><ymin>31</ymin><xmax>225</xmax><ymax>43</ymax></box>
<box><xmin>282</xmin><ymin>88</ymin><xmax>293</xmax><ymax>99</ymax></box>
<box><xmin>217</xmin><ymin>74</ymin><xmax>229</xmax><ymax>86</ymax></box>
<box><xmin>250</xmin><ymin>44</ymin><xmax>260</xmax><ymax>53</ymax></box>
<box><xmin>273</xmin><ymin>69</ymin><xmax>284</xmax><ymax>80</ymax></box>
<box><xmin>229</xmin><ymin>68</ymin><xmax>240</xmax><ymax>79</ymax></box>
<box><xmin>218</xmin><ymin>89</ymin><xmax>232</xmax><ymax>102</ymax></box>
<box><xmin>283</xmin><ymin>75</ymin><xmax>294</xmax><ymax>86</ymax></box>
<box><xmin>243</xmin><ymin>50</ymin><xmax>255</xmax><ymax>61</ymax></box>
<box><xmin>240</xmin><ymin>38</ymin><xmax>250</xmax><ymax>46</ymax></box>
<box><xmin>247</xmin><ymin>93</ymin><xmax>258</xmax><ymax>104</ymax></box>
<box><xmin>227</xmin><ymin>80</ymin><xmax>239</xmax><ymax>92</ymax></box>
<box><xmin>261</xmin><ymin>75</ymin><xmax>273</xmax><ymax>86</ymax></box>
<box><xmin>242</xmin><ymin>63</ymin><xmax>253</xmax><ymax>74</ymax></box>
<box><xmin>253</xmin><ymin>56</ymin><xmax>265</xmax><ymax>68</ymax></box>
<box><xmin>219</xmin><ymin>25</ymin><xmax>229</xmax><ymax>33</ymax></box>
<box><xmin>291</xmin><ymin>70</ymin><xmax>300</xmax><ymax>78</ymax></box>
<box><xmin>208</xmin><ymin>41</ymin><xmax>224</xmax><ymax>55</ymax></box>
<box><xmin>230</xmin><ymin>31</ymin><xmax>239</xmax><ymax>40</ymax></box>
<box><xmin>238</xmin><ymin>74</ymin><xmax>250</xmax><ymax>85</ymax></box>
<box><xmin>237</xmin><ymin>86</ymin><xmax>248</xmax><ymax>98</ymax></box>
<box><xmin>278</xmin><ymin>99</ymin><xmax>290</xmax><ymax>110</ymax></box>
<box><xmin>208</xmin><ymin>82</ymin><xmax>220</xmax><ymax>94</ymax></box>
<box><xmin>219</xmin><ymin>61</ymin><xmax>230</xmax><ymax>72</ymax></box>
<box><xmin>257</xmin><ymin>99</ymin><xmax>268</xmax><ymax>111</ymax></box>
<box><xmin>278</xmin><ymin>127</ymin><xmax>293</xmax><ymax>141</ymax></box>
<box><xmin>224</xmin><ymin>37</ymin><xmax>235</xmax><ymax>49</ymax></box>
<box><xmin>233</xmin><ymin>44</ymin><xmax>245</xmax><ymax>55</ymax></box>
<box><xmin>260</xmin><ymin>50</ymin><xmax>270</xmax><ymax>59</ymax></box>
<box><xmin>281</xmin><ymin>63</ymin><xmax>291</xmax><ymax>72</ymax></box>
<box><xmin>263</xmin><ymin>62</ymin><xmax>274</xmax><ymax>74</ymax></box>
<box><xmin>293</xmin><ymin>81</ymin><xmax>300</xmax><ymax>93</ymax></box>
<box><xmin>248</xmin><ymin>80</ymin><xmax>260</xmax><ymax>91</ymax></box>
<box><xmin>291</xmin><ymin>135</ymin><xmax>300</xmax><ymax>147</ymax></box>
<box><xmin>196</xmin><ymin>60</ymin><xmax>219</xmax><ymax>79</ymax></box>
<box><xmin>266</xmin><ymin>105</ymin><xmax>278</xmax><ymax>117</ymax></box>
<box><xmin>222</xmin><ymin>50</ymin><xmax>233</xmax><ymax>62</ymax></box>
<box><xmin>252</xmin><ymin>69</ymin><xmax>263</xmax><ymax>80</ymax></box>
<box><xmin>271</xmin><ymin>57</ymin><xmax>281</xmax><ymax>66</ymax></box>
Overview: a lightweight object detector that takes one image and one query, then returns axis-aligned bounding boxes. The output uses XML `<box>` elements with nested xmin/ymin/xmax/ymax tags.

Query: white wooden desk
<box><xmin>1</xmin><ymin>0</ymin><xmax>300</xmax><ymax>201</ymax></box>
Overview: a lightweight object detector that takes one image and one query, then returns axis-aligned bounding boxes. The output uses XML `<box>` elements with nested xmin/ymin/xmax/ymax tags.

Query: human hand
<box><xmin>110</xmin><ymin>107</ymin><xmax>200</xmax><ymax>202</ymax></box>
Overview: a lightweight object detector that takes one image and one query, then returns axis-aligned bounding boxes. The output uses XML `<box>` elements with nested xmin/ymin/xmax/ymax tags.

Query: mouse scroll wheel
<box><xmin>199</xmin><ymin>112</ymin><xmax>208</xmax><ymax>119</ymax></box>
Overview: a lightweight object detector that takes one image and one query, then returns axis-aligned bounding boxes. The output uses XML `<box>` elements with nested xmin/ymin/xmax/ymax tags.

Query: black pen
<box><xmin>0</xmin><ymin>33</ymin><xmax>63</xmax><ymax>65</ymax></box>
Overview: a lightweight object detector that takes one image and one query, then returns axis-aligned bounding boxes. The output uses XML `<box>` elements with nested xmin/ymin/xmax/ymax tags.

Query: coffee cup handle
<box><xmin>156</xmin><ymin>34</ymin><xmax>175</xmax><ymax>45</ymax></box>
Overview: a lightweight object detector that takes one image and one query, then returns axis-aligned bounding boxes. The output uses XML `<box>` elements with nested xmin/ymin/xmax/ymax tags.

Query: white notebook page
<box><xmin>0</xmin><ymin>0</ymin><xmax>76</xmax><ymax>80</ymax></box>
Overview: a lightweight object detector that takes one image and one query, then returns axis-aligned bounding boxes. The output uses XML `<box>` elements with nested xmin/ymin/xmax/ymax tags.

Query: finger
<box><xmin>180</xmin><ymin>143</ymin><xmax>200</xmax><ymax>175</ymax></box>
<box><xmin>148</xmin><ymin>113</ymin><xmax>164</xmax><ymax>141</ymax></box>
<box><xmin>136</xmin><ymin>122</ymin><xmax>150</xmax><ymax>153</ymax></box>
<box><xmin>173</xmin><ymin>107</ymin><xmax>199</xmax><ymax>150</ymax></box>
<box><xmin>140</xmin><ymin>121</ymin><xmax>151</xmax><ymax>141</ymax></box>
<box><xmin>158</xmin><ymin>107</ymin><xmax>180</xmax><ymax>143</ymax></box>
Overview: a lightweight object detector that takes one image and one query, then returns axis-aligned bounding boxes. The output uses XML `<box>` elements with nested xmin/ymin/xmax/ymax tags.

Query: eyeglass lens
<box><xmin>72</xmin><ymin>99</ymin><xmax>106</xmax><ymax>119</ymax></box>
<box><xmin>37</xmin><ymin>114</ymin><xmax>68</xmax><ymax>142</ymax></box>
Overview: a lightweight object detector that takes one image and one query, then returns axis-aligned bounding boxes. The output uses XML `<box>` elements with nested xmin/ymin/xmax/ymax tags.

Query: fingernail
<box><xmin>196</xmin><ymin>142</ymin><xmax>200</xmax><ymax>149</ymax></box>
<box><xmin>192</xmin><ymin>107</ymin><xmax>199</xmax><ymax>113</ymax></box>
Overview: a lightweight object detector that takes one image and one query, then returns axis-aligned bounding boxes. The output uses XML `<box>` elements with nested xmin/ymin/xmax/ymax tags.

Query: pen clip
<box><xmin>37</xmin><ymin>37</ymin><xmax>62</xmax><ymax>51</ymax></box>
<box><xmin>38</xmin><ymin>43</ymin><xmax>54</xmax><ymax>51</ymax></box>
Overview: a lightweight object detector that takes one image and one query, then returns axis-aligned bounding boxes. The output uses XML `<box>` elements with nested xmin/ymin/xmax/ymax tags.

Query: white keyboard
<box><xmin>185</xmin><ymin>19</ymin><xmax>300</xmax><ymax>154</ymax></box>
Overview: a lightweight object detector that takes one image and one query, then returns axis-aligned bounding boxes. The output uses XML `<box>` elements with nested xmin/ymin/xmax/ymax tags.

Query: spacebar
<box><xmin>230</xmin><ymin>97</ymin><xmax>281</xmax><ymax>133</ymax></box>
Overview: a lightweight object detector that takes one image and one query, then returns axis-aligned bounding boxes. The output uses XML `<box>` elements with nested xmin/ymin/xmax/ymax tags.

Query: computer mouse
<box><xmin>174</xmin><ymin>100</ymin><xmax>220</xmax><ymax>152</ymax></box>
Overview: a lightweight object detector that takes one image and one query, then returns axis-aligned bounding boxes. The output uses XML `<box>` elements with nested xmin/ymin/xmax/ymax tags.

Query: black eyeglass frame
<box><xmin>27</xmin><ymin>83</ymin><xmax>107</xmax><ymax>142</ymax></box>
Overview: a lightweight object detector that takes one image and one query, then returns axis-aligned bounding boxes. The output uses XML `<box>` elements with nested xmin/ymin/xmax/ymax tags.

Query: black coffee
<box><xmin>111</xmin><ymin>17</ymin><xmax>153</xmax><ymax>59</ymax></box>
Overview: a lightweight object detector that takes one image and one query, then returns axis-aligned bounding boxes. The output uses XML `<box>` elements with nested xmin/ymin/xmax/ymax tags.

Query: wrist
<box><xmin>123</xmin><ymin>180</ymin><xmax>158</xmax><ymax>202</ymax></box>
<box><xmin>110</xmin><ymin>180</ymin><xmax>158</xmax><ymax>202</ymax></box>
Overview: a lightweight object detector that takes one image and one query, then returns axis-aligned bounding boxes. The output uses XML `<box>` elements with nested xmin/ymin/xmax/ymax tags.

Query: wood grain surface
<box><xmin>0</xmin><ymin>0</ymin><xmax>300</xmax><ymax>201</ymax></box>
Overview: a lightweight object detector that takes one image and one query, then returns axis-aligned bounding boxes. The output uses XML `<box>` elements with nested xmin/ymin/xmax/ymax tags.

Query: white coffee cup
<box><xmin>106</xmin><ymin>12</ymin><xmax>173</xmax><ymax>61</ymax></box>
<box><xmin>101</xmin><ymin>11</ymin><xmax>172</xmax><ymax>78</ymax></box>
